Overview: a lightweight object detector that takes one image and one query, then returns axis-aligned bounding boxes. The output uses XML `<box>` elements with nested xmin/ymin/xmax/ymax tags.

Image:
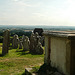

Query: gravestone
<box><xmin>12</xmin><ymin>34</ymin><xmax>19</xmax><ymax>49</ymax></box>
<box><xmin>34</xmin><ymin>32</ymin><xmax>39</xmax><ymax>50</ymax></box>
<box><xmin>19</xmin><ymin>40</ymin><xmax>23</xmax><ymax>49</ymax></box>
<box><xmin>33</xmin><ymin>28</ymin><xmax>43</xmax><ymax>36</ymax></box>
<box><xmin>2</xmin><ymin>30</ymin><xmax>10</xmax><ymax>55</ymax></box>
<box><xmin>35</xmin><ymin>42</ymin><xmax>44</xmax><ymax>54</ymax></box>
<box><xmin>22</xmin><ymin>35</ymin><xmax>25</xmax><ymax>42</ymax></box>
<box><xmin>29</xmin><ymin>32</ymin><xmax>35</xmax><ymax>53</ymax></box>
<box><xmin>23</xmin><ymin>36</ymin><xmax>30</xmax><ymax>51</ymax></box>
<box><xmin>39</xmin><ymin>36</ymin><xmax>45</xmax><ymax>46</ymax></box>
<box><xmin>30</xmin><ymin>32</ymin><xmax>44</xmax><ymax>54</ymax></box>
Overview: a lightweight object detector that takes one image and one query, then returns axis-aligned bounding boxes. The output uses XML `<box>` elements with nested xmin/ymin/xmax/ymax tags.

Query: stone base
<box><xmin>25</xmin><ymin>68</ymin><xmax>38</xmax><ymax>75</ymax></box>
<box><xmin>25</xmin><ymin>68</ymin><xmax>63</xmax><ymax>75</ymax></box>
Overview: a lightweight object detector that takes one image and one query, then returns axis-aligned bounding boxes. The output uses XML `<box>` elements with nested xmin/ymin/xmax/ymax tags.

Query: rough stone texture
<box><xmin>29</xmin><ymin>32</ymin><xmax>35</xmax><ymax>53</ymax></box>
<box><xmin>30</xmin><ymin>32</ymin><xmax>44</xmax><ymax>54</ymax></box>
<box><xmin>22</xmin><ymin>35</ymin><xmax>26</xmax><ymax>42</ymax></box>
<box><xmin>25</xmin><ymin>68</ymin><xmax>32</xmax><ymax>75</ymax></box>
<box><xmin>44</xmin><ymin>36</ymin><xmax>50</xmax><ymax>64</ymax></box>
<box><xmin>2</xmin><ymin>30</ymin><xmax>10</xmax><ymax>55</ymax></box>
<box><xmin>39</xmin><ymin>36</ymin><xmax>44</xmax><ymax>46</ymax></box>
<box><xmin>18</xmin><ymin>40</ymin><xmax>23</xmax><ymax>49</ymax></box>
<box><xmin>34</xmin><ymin>32</ymin><xmax>39</xmax><ymax>50</ymax></box>
<box><xmin>33</xmin><ymin>28</ymin><xmax>43</xmax><ymax>36</ymax></box>
<box><xmin>23</xmin><ymin>36</ymin><xmax>30</xmax><ymax>51</ymax></box>
<box><xmin>35</xmin><ymin>42</ymin><xmax>44</xmax><ymax>54</ymax></box>
<box><xmin>12</xmin><ymin>34</ymin><xmax>19</xmax><ymax>49</ymax></box>
<box><xmin>25</xmin><ymin>68</ymin><xmax>63</xmax><ymax>75</ymax></box>
<box><xmin>25</xmin><ymin>68</ymin><xmax>38</xmax><ymax>75</ymax></box>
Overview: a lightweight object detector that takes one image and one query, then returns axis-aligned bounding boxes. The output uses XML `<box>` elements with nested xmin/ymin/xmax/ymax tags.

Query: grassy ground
<box><xmin>0</xmin><ymin>43</ymin><xmax>44</xmax><ymax>75</ymax></box>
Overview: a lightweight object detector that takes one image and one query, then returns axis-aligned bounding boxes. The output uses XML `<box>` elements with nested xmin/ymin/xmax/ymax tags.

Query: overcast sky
<box><xmin>0</xmin><ymin>0</ymin><xmax>75</xmax><ymax>26</ymax></box>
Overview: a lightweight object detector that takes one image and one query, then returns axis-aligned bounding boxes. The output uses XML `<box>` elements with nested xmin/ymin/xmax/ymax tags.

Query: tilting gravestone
<box><xmin>34</xmin><ymin>32</ymin><xmax>44</xmax><ymax>54</ymax></box>
<box><xmin>29</xmin><ymin>32</ymin><xmax>35</xmax><ymax>53</ymax></box>
<box><xmin>2</xmin><ymin>30</ymin><xmax>10</xmax><ymax>55</ymax></box>
<box><xmin>23</xmin><ymin>36</ymin><xmax>30</xmax><ymax>51</ymax></box>
<box><xmin>18</xmin><ymin>40</ymin><xmax>23</xmax><ymax>49</ymax></box>
<box><xmin>29</xmin><ymin>32</ymin><xmax>44</xmax><ymax>54</ymax></box>
<box><xmin>12</xmin><ymin>34</ymin><xmax>19</xmax><ymax>49</ymax></box>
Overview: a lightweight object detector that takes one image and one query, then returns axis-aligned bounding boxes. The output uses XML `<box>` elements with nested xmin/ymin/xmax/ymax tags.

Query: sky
<box><xmin>0</xmin><ymin>0</ymin><xmax>75</xmax><ymax>26</ymax></box>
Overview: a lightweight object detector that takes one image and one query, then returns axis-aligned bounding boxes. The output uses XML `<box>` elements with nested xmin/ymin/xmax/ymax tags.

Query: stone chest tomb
<box><xmin>43</xmin><ymin>31</ymin><xmax>75</xmax><ymax>75</ymax></box>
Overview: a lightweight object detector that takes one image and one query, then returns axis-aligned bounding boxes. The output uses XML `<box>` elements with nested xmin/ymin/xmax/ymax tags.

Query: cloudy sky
<box><xmin>0</xmin><ymin>0</ymin><xmax>75</xmax><ymax>26</ymax></box>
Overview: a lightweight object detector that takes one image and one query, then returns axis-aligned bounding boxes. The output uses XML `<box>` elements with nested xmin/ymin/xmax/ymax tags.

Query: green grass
<box><xmin>0</xmin><ymin>43</ymin><xmax>44</xmax><ymax>75</ymax></box>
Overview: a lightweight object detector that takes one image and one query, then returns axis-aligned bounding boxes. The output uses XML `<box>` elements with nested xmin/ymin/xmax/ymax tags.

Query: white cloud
<box><xmin>13</xmin><ymin>0</ymin><xmax>19</xmax><ymax>2</ymax></box>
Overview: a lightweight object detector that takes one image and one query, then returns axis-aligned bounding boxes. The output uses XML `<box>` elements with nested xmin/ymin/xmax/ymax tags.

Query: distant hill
<box><xmin>0</xmin><ymin>25</ymin><xmax>75</xmax><ymax>31</ymax></box>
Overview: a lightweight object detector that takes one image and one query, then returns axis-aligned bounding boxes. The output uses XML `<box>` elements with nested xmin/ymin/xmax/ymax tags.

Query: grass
<box><xmin>0</xmin><ymin>43</ymin><xmax>44</xmax><ymax>75</ymax></box>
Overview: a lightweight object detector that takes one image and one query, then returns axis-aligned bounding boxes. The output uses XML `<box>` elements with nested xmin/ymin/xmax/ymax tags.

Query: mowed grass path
<box><xmin>0</xmin><ymin>43</ymin><xmax>44</xmax><ymax>75</ymax></box>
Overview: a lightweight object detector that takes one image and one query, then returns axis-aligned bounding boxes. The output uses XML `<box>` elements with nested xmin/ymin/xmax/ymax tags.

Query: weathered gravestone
<box><xmin>30</xmin><ymin>32</ymin><xmax>44</xmax><ymax>54</ymax></box>
<box><xmin>18</xmin><ymin>40</ymin><xmax>23</xmax><ymax>49</ymax></box>
<box><xmin>29</xmin><ymin>32</ymin><xmax>35</xmax><ymax>53</ymax></box>
<box><xmin>35</xmin><ymin>42</ymin><xmax>44</xmax><ymax>54</ymax></box>
<box><xmin>12</xmin><ymin>34</ymin><xmax>19</xmax><ymax>49</ymax></box>
<box><xmin>22</xmin><ymin>35</ymin><xmax>25</xmax><ymax>42</ymax></box>
<box><xmin>33</xmin><ymin>28</ymin><xmax>43</xmax><ymax>36</ymax></box>
<box><xmin>39</xmin><ymin>36</ymin><xmax>45</xmax><ymax>46</ymax></box>
<box><xmin>2</xmin><ymin>30</ymin><xmax>10</xmax><ymax>55</ymax></box>
<box><xmin>23</xmin><ymin>36</ymin><xmax>30</xmax><ymax>51</ymax></box>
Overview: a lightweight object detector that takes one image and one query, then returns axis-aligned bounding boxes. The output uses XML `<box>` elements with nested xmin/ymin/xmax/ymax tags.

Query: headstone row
<box><xmin>12</xmin><ymin>32</ymin><xmax>44</xmax><ymax>54</ymax></box>
<box><xmin>2</xmin><ymin>30</ymin><xmax>44</xmax><ymax>55</ymax></box>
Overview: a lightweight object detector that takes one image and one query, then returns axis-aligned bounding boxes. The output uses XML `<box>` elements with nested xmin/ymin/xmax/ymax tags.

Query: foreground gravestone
<box><xmin>39</xmin><ymin>36</ymin><xmax>45</xmax><ymax>46</ymax></box>
<box><xmin>2</xmin><ymin>30</ymin><xmax>10</xmax><ymax>55</ymax></box>
<box><xmin>35</xmin><ymin>42</ymin><xmax>44</xmax><ymax>54</ymax></box>
<box><xmin>12</xmin><ymin>34</ymin><xmax>19</xmax><ymax>49</ymax></box>
<box><xmin>30</xmin><ymin>32</ymin><xmax>44</xmax><ymax>54</ymax></box>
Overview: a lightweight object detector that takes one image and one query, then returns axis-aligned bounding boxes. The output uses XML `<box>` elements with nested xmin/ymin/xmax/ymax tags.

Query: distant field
<box><xmin>0</xmin><ymin>43</ymin><xmax>44</xmax><ymax>75</ymax></box>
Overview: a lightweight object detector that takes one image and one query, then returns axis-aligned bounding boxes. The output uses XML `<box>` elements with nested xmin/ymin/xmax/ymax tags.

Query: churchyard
<box><xmin>0</xmin><ymin>29</ymin><xmax>44</xmax><ymax>75</ymax></box>
<box><xmin>0</xmin><ymin>29</ymin><xmax>75</xmax><ymax>75</ymax></box>
<box><xmin>0</xmin><ymin>43</ymin><xmax>44</xmax><ymax>75</ymax></box>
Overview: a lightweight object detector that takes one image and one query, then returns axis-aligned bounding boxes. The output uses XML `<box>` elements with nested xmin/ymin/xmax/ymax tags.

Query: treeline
<box><xmin>0</xmin><ymin>29</ymin><xmax>33</xmax><ymax>43</ymax></box>
<box><xmin>10</xmin><ymin>29</ymin><xmax>32</xmax><ymax>37</ymax></box>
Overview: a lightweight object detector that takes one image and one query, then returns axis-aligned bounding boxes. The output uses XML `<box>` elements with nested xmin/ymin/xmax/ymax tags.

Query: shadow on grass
<box><xmin>16</xmin><ymin>48</ymin><xmax>44</xmax><ymax>56</ymax></box>
<box><xmin>0</xmin><ymin>54</ymin><xmax>4</xmax><ymax>57</ymax></box>
<box><xmin>22</xmin><ymin>72</ymin><xmax>25</xmax><ymax>75</ymax></box>
<box><xmin>16</xmin><ymin>50</ymin><xmax>30</xmax><ymax>55</ymax></box>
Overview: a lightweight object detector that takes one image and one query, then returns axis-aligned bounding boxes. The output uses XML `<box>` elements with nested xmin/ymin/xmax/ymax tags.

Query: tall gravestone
<box><xmin>22</xmin><ymin>35</ymin><xmax>25</xmax><ymax>42</ymax></box>
<box><xmin>2</xmin><ymin>30</ymin><xmax>10</xmax><ymax>55</ymax></box>
<box><xmin>12</xmin><ymin>34</ymin><xmax>19</xmax><ymax>49</ymax></box>
<box><xmin>19</xmin><ymin>40</ymin><xmax>23</xmax><ymax>49</ymax></box>
<box><xmin>23</xmin><ymin>36</ymin><xmax>30</xmax><ymax>51</ymax></box>
<box><xmin>29</xmin><ymin>32</ymin><xmax>35</xmax><ymax>53</ymax></box>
